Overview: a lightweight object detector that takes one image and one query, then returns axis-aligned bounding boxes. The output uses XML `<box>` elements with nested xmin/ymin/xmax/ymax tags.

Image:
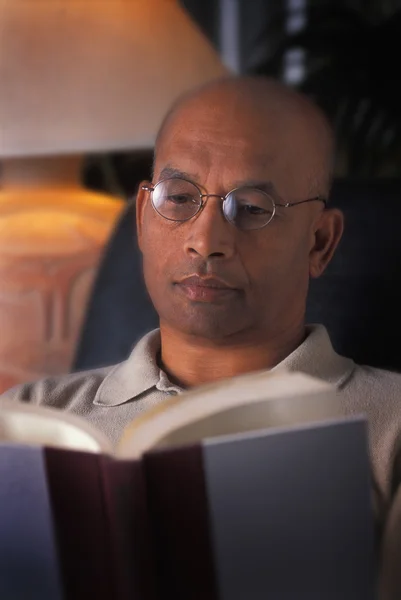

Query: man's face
<box><xmin>137</xmin><ymin>94</ymin><xmax>335</xmax><ymax>343</ymax></box>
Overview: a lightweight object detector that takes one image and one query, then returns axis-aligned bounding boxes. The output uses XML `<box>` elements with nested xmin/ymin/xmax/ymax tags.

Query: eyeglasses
<box><xmin>142</xmin><ymin>178</ymin><xmax>327</xmax><ymax>231</ymax></box>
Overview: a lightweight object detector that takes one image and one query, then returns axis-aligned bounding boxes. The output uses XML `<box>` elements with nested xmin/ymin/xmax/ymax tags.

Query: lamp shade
<box><xmin>0</xmin><ymin>0</ymin><xmax>228</xmax><ymax>158</ymax></box>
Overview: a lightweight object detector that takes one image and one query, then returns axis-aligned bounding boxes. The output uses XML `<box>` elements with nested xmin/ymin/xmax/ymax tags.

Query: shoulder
<box><xmin>342</xmin><ymin>364</ymin><xmax>401</xmax><ymax>493</ymax></box>
<box><xmin>0</xmin><ymin>363</ymin><xmax>120</xmax><ymax>410</ymax></box>
<box><xmin>342</xmin><ymin>363</ymin><xmax>401</xmax><ymax>419</ymax></box>
<box><xmin>345</xmin><ymin>363</ymin><xmax>401</xmax><ymax>398</ymax></box>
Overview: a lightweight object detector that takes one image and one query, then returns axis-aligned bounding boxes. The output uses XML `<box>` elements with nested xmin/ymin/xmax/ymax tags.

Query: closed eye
<box><xmin>166</xmin><ymin>194</ymin><xmax>196</xmax><ymax>205</ymax></box>
<box><xmin>239</xmin><ymin>204</ymin><xmax>270</xmax><ymax>215</ymax></box>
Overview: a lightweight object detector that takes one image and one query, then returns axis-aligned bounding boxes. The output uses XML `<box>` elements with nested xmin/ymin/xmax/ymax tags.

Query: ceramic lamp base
<box><xmin>0</xmin><ymin>171</ymin><xmax>123</xmax><ymax>392</ymax></box>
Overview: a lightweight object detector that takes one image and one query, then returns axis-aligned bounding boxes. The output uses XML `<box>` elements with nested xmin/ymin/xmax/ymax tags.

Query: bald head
<box><xmin>155</xmin><ymin>76</ymin><xmax>334</xmax><ymax>197</ymax></box>
<box><xmin>138</xmin><ymin>75</ymin><xmax>343</xmax><ymax>349</ymax></box>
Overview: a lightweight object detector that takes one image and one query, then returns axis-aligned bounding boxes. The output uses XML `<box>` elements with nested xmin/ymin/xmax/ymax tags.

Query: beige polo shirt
<box><xmin>3</xmin><ymin>324</ymin><xmax>401</xmax><ymax>597</ymax></box>
<box><xmin>1</xmin><ymin>325</ymin><xmax>353</xmax><ymax>443</ymax></box>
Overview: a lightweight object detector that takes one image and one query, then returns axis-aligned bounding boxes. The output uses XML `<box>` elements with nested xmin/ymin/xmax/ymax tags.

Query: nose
<box><xmin>183</xmin><ymin>196</ymin><xmax>236</xmax><ymax>261</ymax></box>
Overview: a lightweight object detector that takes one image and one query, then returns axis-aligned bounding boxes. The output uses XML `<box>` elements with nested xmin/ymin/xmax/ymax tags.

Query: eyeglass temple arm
<box><xmin>276</xmin><ymin>197</ymin><xmax>327</xmax><ymax>208</ymax></box>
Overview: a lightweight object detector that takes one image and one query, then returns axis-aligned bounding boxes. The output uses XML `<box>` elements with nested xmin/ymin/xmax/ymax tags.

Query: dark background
<box><xmin>85</xmin><ymin>0</ymin><xmax>401</xmax><ymax>197</ymax></box>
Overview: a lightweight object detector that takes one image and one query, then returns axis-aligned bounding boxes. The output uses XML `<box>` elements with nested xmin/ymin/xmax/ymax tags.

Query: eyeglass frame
<box><xmin>141</xmin><ymin>177</ymin><xmax>327</xmax><ymax>230</ymax></box>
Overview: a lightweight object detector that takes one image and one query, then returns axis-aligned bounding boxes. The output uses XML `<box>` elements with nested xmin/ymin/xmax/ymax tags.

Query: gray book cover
<box><xmin>0</xmin><ymin>444</ymin><xmax>63</xmax><ymax>600</ymax></box>
<box><xmin>203</xmin><ymin>417</ymin><xmax>376</xmax><ymax>600</ymax></box>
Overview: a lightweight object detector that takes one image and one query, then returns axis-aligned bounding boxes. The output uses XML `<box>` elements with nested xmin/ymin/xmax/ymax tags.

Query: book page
<box><xmin>0</xmin><ymin>400</ymin><xmax>112</xmax><ymax>454</ymax></box>
<box><xmin>118</xmin><ymin>370</ymin><xmax>343</xmax><ymax>459</ymax></box>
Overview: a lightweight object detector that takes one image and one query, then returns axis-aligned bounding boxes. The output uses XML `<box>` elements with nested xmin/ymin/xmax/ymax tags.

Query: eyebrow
<box><xmin>232</xmin><ymin>179</ymin><xmax>278</xmax><ymax>196</ymax></box>
<box><xmin>158</xmin><ymin>166</ymin><xmax>198</xmax><ymax>182</ymax></box>
<box><xmin>157</xmin><ymin>168</ymin><xmax>279</xmax><ymax>197</ymax></box>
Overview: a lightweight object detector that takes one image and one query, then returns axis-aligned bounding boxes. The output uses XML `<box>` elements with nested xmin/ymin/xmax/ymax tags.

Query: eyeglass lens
<box><xmin>151</xmin><ymin>178</ymin><xmax>275</xmax><ymax>230</ymax></box>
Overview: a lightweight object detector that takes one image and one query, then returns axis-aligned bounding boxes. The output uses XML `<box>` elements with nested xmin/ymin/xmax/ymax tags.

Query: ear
<box><xmin>309</xmin><ymin>208</ymin><xmax>344</xmax><ymax>278</ymax></box>
<box><xmin>136</xmin><ymin>180</ymin><xmax>150</xmax><ymax>252</ymax></box>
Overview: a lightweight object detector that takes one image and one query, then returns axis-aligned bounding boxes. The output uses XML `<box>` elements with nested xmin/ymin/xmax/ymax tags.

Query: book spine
<box><xmin>99</xmin><ymin>456</ymin><xmax>158</xmax><ymax>600</ymax></box>
<box><xmin>143</xmin><ymin>445</ymin><xmax>219</xmax><ymax>600</ymax></box>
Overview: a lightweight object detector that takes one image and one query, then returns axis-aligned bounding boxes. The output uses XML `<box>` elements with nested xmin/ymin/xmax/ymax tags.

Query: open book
<box><xmin>0</xmin><ymin>369</ymin><xmax>376</xmax><ymax>600</ymax></box>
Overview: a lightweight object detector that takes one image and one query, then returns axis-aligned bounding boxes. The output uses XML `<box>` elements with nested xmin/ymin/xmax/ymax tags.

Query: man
<box><xmin>2</xmin><ymin>76</ymin><xmax>401</xmax><ymax>596</ymax></box>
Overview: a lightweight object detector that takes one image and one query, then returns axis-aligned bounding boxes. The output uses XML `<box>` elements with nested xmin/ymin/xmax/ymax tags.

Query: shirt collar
<box><xmin>94</xmin><ymin>329</ymin><xmax>182</xmax><ymax>407</ymax></box>
<box><xmin>94</xmin><ymin>325</ymin><xmax>355</xmax><ymax>407</ymax></box>
<box><xmin>271</xmin><ymin>325</ymin><xmax>355</xmax><ymax>386</ymax></box>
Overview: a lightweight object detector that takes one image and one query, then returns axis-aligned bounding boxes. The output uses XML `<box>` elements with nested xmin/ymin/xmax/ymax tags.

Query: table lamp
<box><xmin>0</xmin><ymin>0</ymin><xmax>228</xmax><ymax>392</ymax></box>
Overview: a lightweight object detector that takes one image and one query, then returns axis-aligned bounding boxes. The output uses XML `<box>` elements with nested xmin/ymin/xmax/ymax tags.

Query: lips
<box><xmin>179</xmin><ymin>276</ymin><xmax>234</xmax><ymax>289</ymax></box>
<box><xmin>175</xmin><ymin>275</ymin><xmax>238</xmax><ymax>302</ymax></box>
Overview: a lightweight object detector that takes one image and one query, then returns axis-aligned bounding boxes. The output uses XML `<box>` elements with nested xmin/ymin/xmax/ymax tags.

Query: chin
<box><xmin>171</xmin><ymin>309</ymin><xmax>248</xmax><ymax>340</ymax></box>
<box><xmin>155</xmin><ymin>292</ymin><xmax>251</xmax><ymax>340</ymax></box>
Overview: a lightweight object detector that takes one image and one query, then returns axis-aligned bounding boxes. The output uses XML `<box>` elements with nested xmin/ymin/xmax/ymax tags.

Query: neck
<box><xmin>1</xmin><ymin>156</ymin><xmax>84</xmax><ymax>190</ymax></box>
<box><xmin>159</xmin><ymin>322</ymin><xmax>306</xmax><ymax>389</ymax></box>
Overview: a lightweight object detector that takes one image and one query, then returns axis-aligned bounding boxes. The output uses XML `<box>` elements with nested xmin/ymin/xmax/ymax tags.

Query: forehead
<box><xmin>154</xmin><ymin>99</ymin><xmax>310</xmax><ymax>192</ymax></box>
<box><xmin>156</xmin><ymin>132</ymin><xmax>273</xmax><ymax>181</ymax></box>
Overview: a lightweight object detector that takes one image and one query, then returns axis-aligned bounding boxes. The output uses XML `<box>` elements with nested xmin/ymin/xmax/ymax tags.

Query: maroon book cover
<box><xmin>45</xmin><ymin>449</ymin><xmax>157</xmax><ymax>600</ymax></box>
<box><xmin>45</xmin><ymin>449</ymin><xmax>114</xmax><ymax>600</ymax></box>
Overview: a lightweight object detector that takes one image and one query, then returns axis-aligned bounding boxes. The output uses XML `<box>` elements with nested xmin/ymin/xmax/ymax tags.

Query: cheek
<box><xmin>142</xmin><ymin>233</ymin><xmax>166</xmax><ymax>281</ymax></box>
<box><xmin>242</xmin><ymin>230</ymin><xmax>310</xmax><ymax>293</ymax></box>
<box><xmin>141</xmin><ymin>214</ymin><xmax>179</xmax><ymax>285</ymax></box>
